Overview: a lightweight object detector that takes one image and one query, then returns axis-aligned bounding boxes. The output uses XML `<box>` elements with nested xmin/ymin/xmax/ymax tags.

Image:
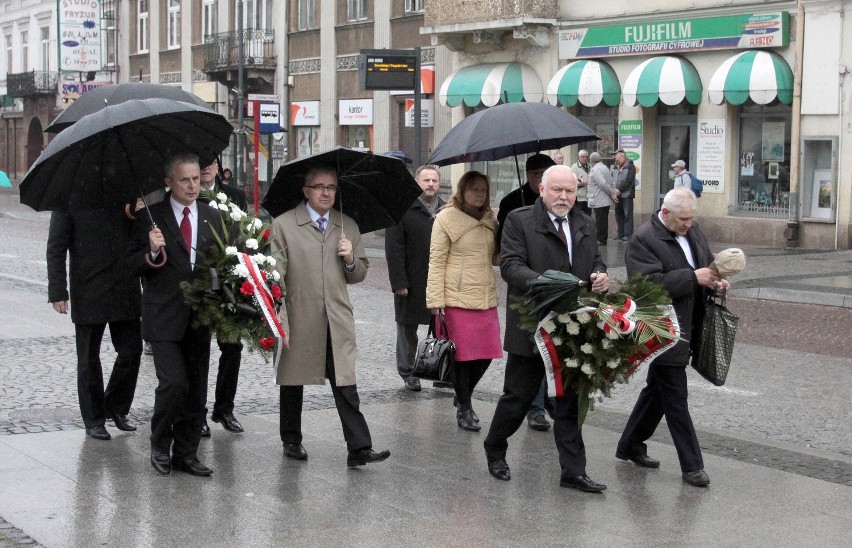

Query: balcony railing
<box><xmin>203</xmin><ymin>28</ymin><xmax>276</xmax><ymax>71</ymax></box>
<box><xmin>6</xmin><ymin>71</ymin><xmax>60</xmax><ymax>97</ymax></box>
<box><xmin>425</xmin><ymin>0</ymin><xmax>558</xmax><ymax>27</ymax></box>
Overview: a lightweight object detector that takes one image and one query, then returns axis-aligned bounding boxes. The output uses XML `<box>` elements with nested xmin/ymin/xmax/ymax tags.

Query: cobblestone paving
<box><xmin>0</xmin><ymin>517</ymin><xmax>41</xmax><ymax>548</ymax></box>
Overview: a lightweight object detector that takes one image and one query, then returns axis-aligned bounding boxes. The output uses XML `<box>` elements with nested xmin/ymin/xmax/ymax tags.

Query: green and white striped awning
<box><xmin>439</xmin><ymin>63</ymin><xmax>543</xmax><ymax>108</ymax></box>
<box><xmin>708</xmin><ymin>50</ymin><xmax>793</xmax><ymax>106</ymax></box>
<box><xmin>546</xmin><ymin>60</ymin><xmax>621</xmax><ymax>107</ymax></box>
<box><xmin>623</xmin><ymin>56</ymin><xmax>702</xmax><ymax>107</ymax></box>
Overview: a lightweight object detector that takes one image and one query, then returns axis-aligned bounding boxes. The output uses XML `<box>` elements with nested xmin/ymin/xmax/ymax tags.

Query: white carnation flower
<box><xmin>563</xmin><ymin>358</ymin><xmax>579</xmax><ymax>368</ymax></box>
<box><xmin>541</xmin><ymin>320</ymin><xmax>556</xmax><ymax>334</ymax></box>
<box><xmin>265</xmin><ymin>256</ymin><xmax>276</xmax><ymax>267</ymax></box>
<box><xmin>230</xmin><ymin>211</ymin><xmax>243</xmax><ymax>222</ymax></box>
<box><xmin>232</xmin><ymin>264</ymin><xmax>249</xmax><ymax>278</ymax></box>
<box><xmin>601</xmin><ymin>339</ymin><xmax>613</xmax><ymax>349</ymax></box>
<box><xmin>576</xmin><ymin>312</ymin><xmax>592</xmax><ymax>324</ymax></box>
<box><xmin>224</xmin><ymin>246</ymin><xmax>238</xmax><ymax>256</ymax></box>
<box><xmin>606</xmin><ymin>329</ymin><xmax>620</xmax><ymax>340</ymax></box>
<box><xmin>245</xmin><ymin>238</ymin><xmax>259</xmax><ymax>250</ymax></box>
<box><xmin>217</xmin><ymin>203</ymin><xmax>229</xmax><ymax>212</ymax></box>
<box><xmin>217</xmin><ymin>192</ymin><xmax>228</xmax><ymax>202</ymax></box>
<box><xmin>271</xmin><ymin>270</ymin><xmax>280</xmax><ymax>282</ymax></box>
<box><xmin>607</xmin><ymin>360</ymin><xmax>620</xmax><ymax>369</ymax></box>
<box><xmin>252</xmin><ymin>253</ymin><xmax>266</xmax><ymax>265</ymax></box>
<box><xmin>551</xmin><ymin>337</ymin><xmax>562</xmax><ymax>346</ymax></box>
<box><xmin>566</xmin><ymin>323</ymin><xmax>580</xmax><ymax>335</ymax></box>
<box><xmin>581</xmin><ymin>363</ymin><xmax>593</xmax><ymax>376</ymax></box>
<box><xmin>580</xmin><ymin>343</ymin><xmax>594</xmax><ymax>354</ymax></box>
<box><xmin>208</xmin><ymin>200</ymin><xmax>218</xmax><ymax>209</ymax></box>
<box><xmin>557</xmin><ymin>313</ymin><xmax>572</xmax><ymax>323</ymax></box>
<box><xmin>252</xmin><ymin>217</ymin><xmax>263</xmax><ymax>230</ymax></box>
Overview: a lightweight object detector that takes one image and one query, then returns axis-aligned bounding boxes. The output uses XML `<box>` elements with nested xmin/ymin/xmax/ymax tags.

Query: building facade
<box><xmin>423</xmin><ymin>0</ymin><xmax>851</xmax><ymax>250</ymax></box>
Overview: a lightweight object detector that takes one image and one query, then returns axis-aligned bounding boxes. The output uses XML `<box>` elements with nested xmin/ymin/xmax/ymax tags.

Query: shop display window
<box><xmin>801</xmin><ymin>138</ymin><xmax>836</xmax><ymax>221</ymax></box>
<box><xmin>733</xmin><ymin>104</ymin><xmax>792</xmax><ymax>218</ymax></box>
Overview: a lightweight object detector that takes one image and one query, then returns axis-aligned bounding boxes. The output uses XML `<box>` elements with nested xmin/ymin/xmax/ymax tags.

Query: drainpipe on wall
<box><xmin>785</xmin><ymin>0</ymin><xmax>806</xmax><ymax>248</ymax></box>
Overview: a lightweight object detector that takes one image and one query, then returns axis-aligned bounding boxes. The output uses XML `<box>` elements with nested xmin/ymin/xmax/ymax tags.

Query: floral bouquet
<box><xmin>515</xmin><ymin>273</ymin><xmax>681</xmax><ymax>425</ymax></box>
<box><xmin>181</xmin><ymin>192</ymin><xmax>286</xmax><ymax>358</ymax></box>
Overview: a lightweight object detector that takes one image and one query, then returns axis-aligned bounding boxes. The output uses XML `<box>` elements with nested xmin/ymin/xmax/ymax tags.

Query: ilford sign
<box><xmin>559</xmin><ymin>12</ymin><xmax>789</xmax><ymax>59</ymax></box>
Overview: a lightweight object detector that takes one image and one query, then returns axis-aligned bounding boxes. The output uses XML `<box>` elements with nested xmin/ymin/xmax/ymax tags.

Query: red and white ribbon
<box><xmin>597</xmin><ymin>298</ymin><xmax>638</xmax><ymax>335</ymax></box>
<box><xmin>236</xmin><ymin>252</ymin><xmax>286</xmax><ymax>341</ymax></box>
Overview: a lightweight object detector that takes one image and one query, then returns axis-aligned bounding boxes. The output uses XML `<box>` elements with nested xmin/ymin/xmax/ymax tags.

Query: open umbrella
<box><xmin>427</xmin><ymin>102</ymin><xmax>599</xmax><ymax>166</ymax></box>
<box><xmin>45</xmin><ymin>82</ymin><xmax>210</xmax><ymax>134</ymax></box>
<box><xmin>262</xmin><ymin>147</ymin><xmax>422</xmax><ymax>234</ymax></box>
<box><xmin>20</xmin><ymin>97</ymin><xmax>233</xmax><ymax>213</ymax></box>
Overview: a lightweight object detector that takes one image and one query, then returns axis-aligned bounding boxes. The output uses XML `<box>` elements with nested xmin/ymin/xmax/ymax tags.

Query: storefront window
<box><xmin>733</xmin><ymin>104</ymin><xmax>791</xmax><ymax>218</ymax></box>
<box><xmin>801</xmin><ymin>138</ymin><xmax>836</xmax><ymax>221</ymax></box>
<box><xmin>575</xmin><ymin>104</ymin><xmax>618</xmax><ymax>168</ymax></box>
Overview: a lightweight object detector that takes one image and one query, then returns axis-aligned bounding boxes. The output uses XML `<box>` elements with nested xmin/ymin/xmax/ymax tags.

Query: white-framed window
<box><xmin>40</xmin><ymin>27</ymin><xmax>50</xmax><ymax>71</ymax></box>
<box><xmin>202</xmin><ymin>0</ymin><xmax>217</xmax><ymax>39</ymax></box>
<box><xmin>4</xmin><ymin>34</ymin><xmax>12</xmax><ymax>74</ymax></box>
<box><xmin>405</xmin><ymin>0</ymin><xmax>425</xmax><ymax>13</ymax></box>
<box><xmin>137</xmin><ymin>0</ymin><xmax>149</xmax><ymax>53</ymax></box>
<box><xmin>20</xmin><ymin>31</ymin><xmax>28</xmax><ymax>71</ymax></box>
<box><xmin>103</xmin><ymin>0</ymin><xmax>116</xmax><ymax>68</ymax></box>
<box><xmin>167</xmin><ymin>0</ymin><xmax>181</xmax><ymax>49</ymax></box>
<box><xmin>347</xmin><ymin>0</ymin><xmax>367</xmax><ymax>22</ymax></box>
<box><xmin>298</xmin><ymin>0</ymin><xmax>316</xmax><ymax>30</ymax></box>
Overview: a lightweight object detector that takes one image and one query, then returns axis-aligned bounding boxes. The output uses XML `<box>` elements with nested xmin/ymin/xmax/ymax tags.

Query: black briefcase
<box><xmin>411</xmin><ymin>314</ymin><xmax>455</xmax><ymax>385</ymax></box>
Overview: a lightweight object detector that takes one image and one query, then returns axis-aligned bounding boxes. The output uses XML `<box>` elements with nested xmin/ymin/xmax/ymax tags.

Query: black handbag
<box><xmin>411</xmin><ymin>314</ymin><xmax>456</xmax><ymax>385</ymax></box>
<box><xmin>691</xmin><ymin>296</ymin><xmax>739</xmax><ymax>386</ymax></box>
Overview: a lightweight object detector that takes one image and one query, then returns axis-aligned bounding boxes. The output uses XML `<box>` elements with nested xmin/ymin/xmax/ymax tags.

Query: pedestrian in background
<box><xmin>587</xmin><ymin>152</ymin><xmax>618</xmax><ymax>246</ymax></box>
<box><xmin>616</xmin><ymin>187</ymin><xmax>730</xmax><ymax>487</ymax></box>
<box><xmin>47</xmin><ymin>208</ymin><xmax>143</xmax><ymax>441</ymax></box>
<box><xmin>570</xmin><ymin>150</ymin><xmax>591</xmax><ymax>216</ymax></box>
<box><xmin>672</xmin><ymin>160</ymin><xmax>692</xmax><ymax>190</ymax></box>
<box><xmin>553</xmin><ymin>151</ymin><xmax>565</xmax><ymax>165</ymax></box>
<box><xmin>426</xmin><ymin>171</ymin><xmax>502</xmax><ymax>432</ymax></box>
<box><xmin>385</xmin><ymin>164</ymin><xmax>446</xmax><ymax>391</ymax></box>
<box><xmin>270</xmin><ymin>167</ymin><xmax>390</xmax><ymax>468</ymax></box>
<box><xmin>611</xmin><ymin>149</ymin><xmax>636</xmax><ymax>241</ymax></box>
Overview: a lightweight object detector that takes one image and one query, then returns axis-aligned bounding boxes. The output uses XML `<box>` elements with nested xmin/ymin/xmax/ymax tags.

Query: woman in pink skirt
<box><xmin>426</xmin><ymin>171</ymin><xmax>503</xmax><ymax>431</ymax></box>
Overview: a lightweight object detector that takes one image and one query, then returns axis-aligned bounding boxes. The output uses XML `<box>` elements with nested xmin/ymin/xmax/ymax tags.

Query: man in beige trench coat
<box><xmin>270</xmin><ymin>166</ymin><xmax>391</xmax><ymax>468</ymax></box>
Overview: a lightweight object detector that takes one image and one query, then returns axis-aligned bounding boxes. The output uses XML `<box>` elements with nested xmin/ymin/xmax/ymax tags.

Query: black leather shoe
<box><xmin>211</xmin><ymin>412</ymin><xmax>244</xmax><ymax>433</ymax></box>
<box><xmin>527</xmin><ymin>415</ymin><xmax>551</xmax><ymax>431</ymax></box>
<box><xmin>487</xmin><ymin>457</ymin><xmax>511</xmax><ymax>481</ymax></box>
<box><xmin>108</xmin><ymin>412</ymin><xmax>137</xmax><ymax>432</ymax></box>
<box><xmin>283</xmin><ymin>443</ymin><xmax>308</xmax><ymax>460</ymax></box>
<box><xmin>172</xmin><ymin>457</ymin><xmax>213</xmax><ymax>477</ymax></box>
<box><xmin>200</xmin><ymin>421</ymin><xmax>211</xmax><ymax>438</ymax></box>
<box><xmin>682</xmin><ymin>470</ymin><xmax>710</xmax><ymax>487</ymax></box>
<box><xmin>86</xmin><ymin>425</ymin><xmax>111</xmax><ymax>440</ymax></box>
<box><xmin>457</xmin><ymin>409</ymin><xmax>481</xmax><ymax>432</ymax></box>
<box><xmin>347</xmin><ymin>449</ymin><xmax>390</xmax><ymax>468</ymax></box>
<box><xmin>470</xmin><ymin>408</ymin><xmax>479</xmax><ymax>423</ymax></box>
<box><xmin>560</xmin><ymin>474</ymin><xmax>607</xmax><ymax>492</ymax></box>
<box><xmin>616</xmin><ymin>451</ymin><xmax>660</xmax><ymax>468</ymax></box>
<box><xmin>404</xmin><ymin>377</ymin><xmax>422</xmax><ymax>391</ymax></box>
<box><xmin>150</xmin><ymin>450</ymin><xmax>171</xmax><ymax>476</ymax></box>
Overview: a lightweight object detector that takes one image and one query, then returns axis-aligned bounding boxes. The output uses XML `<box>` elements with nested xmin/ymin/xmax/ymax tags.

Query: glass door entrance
<box><xmin>657</xmin><ymin>119</ymin><xmax>695</xmax><ymax>207</ymax></box>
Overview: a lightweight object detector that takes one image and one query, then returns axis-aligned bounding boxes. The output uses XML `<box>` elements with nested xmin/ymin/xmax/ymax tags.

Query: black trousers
<box><xmin>213</xmin><ymin>339</ymin><xmax>243</xmax><ymax>415</ymax></box>
<box><xmin>617</xmin><ymin>363</ymin><xmax>703</xmax><ymax>473</ymax></box>
<box><xmin>484</xmin><ymin>353</ymin><xmax>587</xmax><ymax>477</ymax></box>
<box><xmin>74</xmin><ymin>319</ymin><xmax>142</xmax><ymax>429</ymax></box>
<box><xmin>575</xmin><ymin>200</ymin><xmax>591</xmax><ymax>216</ymax></box>
<box><xmin>592</xmin><ymin>205</ymin><xmax>610</xmax><ymax>243</ymax></box>
<box><xmin>279</xmin><ymin>332</ymin><xmax>372</xmax><ymax>453</ymax></box>
<box><xmin>149</xmin><ymin>325</ymin><xmax>211</xmax><ymax>461</ymax></box>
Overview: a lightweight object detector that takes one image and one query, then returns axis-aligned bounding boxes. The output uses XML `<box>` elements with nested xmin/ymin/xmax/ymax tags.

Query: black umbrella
<box><xmin>20</xmin><ymin>97</ymin><xmax>233</xmax><ymax>213</ymax></box>
<box><xmin>262</xmin><ymin>147</ymin><xmax>422</xmax><ymax>234</ymax></box>
<box><xmin>427</xmin><ymin>102</ymin><xmax>599</xmax><ymax>166</ymax></box>
<box><xmin>45</xmin><ymin>82</ymin><xmax>210</xmax><ymax>133</ymax></box>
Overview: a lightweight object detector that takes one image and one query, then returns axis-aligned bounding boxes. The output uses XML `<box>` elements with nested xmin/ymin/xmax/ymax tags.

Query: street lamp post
<box><xmin>236</xmin><ymin>1</ymin><xmax>245</xmax><ymax>191</ymax></box>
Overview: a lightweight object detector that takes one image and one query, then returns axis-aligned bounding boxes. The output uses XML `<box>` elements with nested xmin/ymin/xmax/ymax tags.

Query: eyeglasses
<box><xmin>305</xmin><ymin>184</ymin><xmax>338</xmax><ymax>193</ymax></box>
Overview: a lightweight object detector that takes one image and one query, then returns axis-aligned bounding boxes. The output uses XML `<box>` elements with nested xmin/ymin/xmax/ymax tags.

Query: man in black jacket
<box><xmin>385</xmin><ymin>165</ymin><xmax>445</xmax><ymax>391</ymax></box>
<box><xmin>611</xmin><ymin>149</ymin><xmax>636</xmax><ymax>241</ymax></box>
<box><xmin>616</xmin><ymin>188</ymin><xmax>730</xmax><ymax>487</ymax></box>
<box><xmin>484</xmin><ymin>165</ymin><xmax>610</xmax><ymax>492</ymax></box>
<box><xmin>199</xmin><ymin>159</ymin><xmax>248</xmax><ymax>436</ymax></box>
<box><xmin>47</xmin><ymin>208</ymin><xmax>142</xmax><ymax>440</ymax></box>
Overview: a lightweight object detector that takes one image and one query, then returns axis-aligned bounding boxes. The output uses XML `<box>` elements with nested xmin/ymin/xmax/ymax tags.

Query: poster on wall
<box><xmin>618</xmin><ymin>120</ymin><xmax>643</xmax><ymax>190</ymax></box>
<box><xmin>58</xmin><ymin>0</ymin><xmax>103</xmax><ymax>71</ymax></box>
<box><xmin>762</xmin><ymin>122</ymin><xmax>786</xmax><ymax>162</ymax></box>
<box><xmin>740</xmin><ymin>152</ymin><xmax>755</xmax><ymax>176</ymax></box>
<box><xmin>810</xmin><ymin>168</ymin><xmax>833</xmax><ymax>219</ymax></box>
<box><xmin>596</xmin><ymin>123</ymin><xmax>615</xmax><ymax>158</ymax></box>
<box><xmin>696</xmin><ymin>119</ymin><xmax>726</xmax><ymax>193</ymax></box>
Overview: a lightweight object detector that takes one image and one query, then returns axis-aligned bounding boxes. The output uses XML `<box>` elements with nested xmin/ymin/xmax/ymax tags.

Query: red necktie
<box><xmin>556</xmin><ymin>217</ymin><xmax>572</xmax><ymax>267</ymax></box>
<box><xmin>180</xmin><ymin>207</ymin><xmax>192</xmax><ymax>251</ymax></box>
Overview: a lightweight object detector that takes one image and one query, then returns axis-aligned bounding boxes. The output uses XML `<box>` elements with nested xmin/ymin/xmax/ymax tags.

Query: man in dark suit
<box><xmin>47</xmin><ymin>208</ymin><xmax>142</xmax><ymax>440</ymax></box>
<box><xmin>611</xmin><ymin>148</ymin><xmax>636</xmax><ymax>241</ymax></box>
<box><xmin>384</xmin><ymin>164</ymin><xmax>445</xmax><ymax>391</ymax></box>
<box><xmin>616</xmin><ymin>187</ymin><xmax>730</xmax><ymax>487</ymax></box>
<box><xmin>484</xmin><ymin>165</ymin><xmax>610</xmax><ymax>492</ymax></box>
<box><xmin>128</xmin><ymin>152</ymin><xmax>221</xmax><ymax>477</ymax></box>
<box><xmin>198</xmin><ymin>159</ymin><xmax>247</xmax><ymax>436</ymax></box>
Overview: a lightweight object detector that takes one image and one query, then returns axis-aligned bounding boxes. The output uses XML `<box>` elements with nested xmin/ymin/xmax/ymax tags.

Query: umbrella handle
<box><xmin>145</xmin><ymin>246</ymin><xmax>168</xmax><ymax>269</ymax></box>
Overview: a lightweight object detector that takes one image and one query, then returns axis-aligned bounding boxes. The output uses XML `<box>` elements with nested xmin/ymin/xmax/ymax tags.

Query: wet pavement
<box><xmin>0</xmin><ymin>191</ymin><xmax>850</xmax><ymax>546</ymax></box>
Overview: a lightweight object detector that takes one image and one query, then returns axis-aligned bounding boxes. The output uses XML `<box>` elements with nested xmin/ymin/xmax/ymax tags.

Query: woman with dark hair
<box><xmin>221</xmin><ymin>168</ymin><xmax>234</xmax><ymax>186</ymax></box>
<box><xmin>426</xmin><ymin>171</ymin><xmax>502</xmax><ymax>431</ymax></box>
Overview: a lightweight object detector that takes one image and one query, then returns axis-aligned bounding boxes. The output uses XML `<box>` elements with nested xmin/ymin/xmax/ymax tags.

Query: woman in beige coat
<box><xmin>426</xmin><ymin>171</ymin><xmax>502</xmax><ymax>431</ymax></box>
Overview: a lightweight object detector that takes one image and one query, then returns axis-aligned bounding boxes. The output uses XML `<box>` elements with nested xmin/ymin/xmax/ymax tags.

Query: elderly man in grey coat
<box><xmin>270</xmin><ymin>166</ymin><xmax>390</xmax><ymax>468</ymax></box>
<box><xmin>587</xmin><ymin>152</ymin><xmax>619</xmax><ymax>246</ymax></box>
